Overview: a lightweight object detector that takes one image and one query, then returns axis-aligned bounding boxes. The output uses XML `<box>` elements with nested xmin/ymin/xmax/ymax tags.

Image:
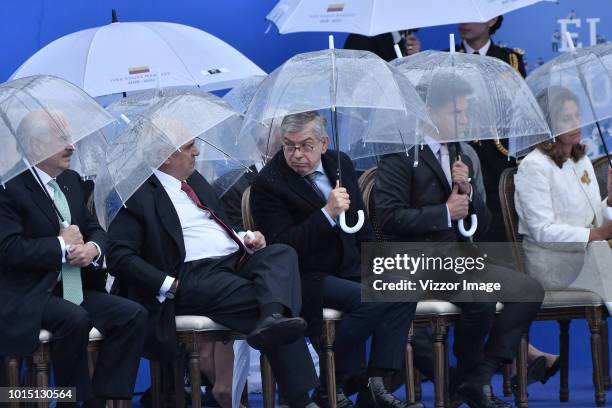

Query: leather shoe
<box><xmin>452</xmin><ymin>382</ymin><xmax>507</xmax><ymax>408</ymax></box>
<box><xmin>247</xmin><ymin>313</ymin><xmax>307</xmax><ymax>349</ymax></box>
<box><xmin>356</xmin><ymin>377</ymin><xmax>425</xmax><ymax>408</ymax></box>
<box><xmin>312</xmin><ymin>386</ymin><xmax>356</xmax><ymax>408</ymax></box>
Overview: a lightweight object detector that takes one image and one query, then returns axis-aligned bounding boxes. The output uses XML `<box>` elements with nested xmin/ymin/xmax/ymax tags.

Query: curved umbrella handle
<box><xmin>339</xmin><ymin>210</ymin><xmax>365</xmax><ymax>234</ymax></box>
<box><xmin>458</xmin><ymin>214</ymin><xmax>477</xmax><ymax>237</ymax></box>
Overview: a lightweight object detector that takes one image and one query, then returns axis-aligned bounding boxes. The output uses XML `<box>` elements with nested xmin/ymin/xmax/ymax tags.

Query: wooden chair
<box><xmin>241</xmin><ymin>186</ymin><xmax>344</xmax><ymax>408</ymax></box>
<box><xmin>499</xmin><ymin>166</ymin><xmax>608</xmax><ymax>407</ymax></box>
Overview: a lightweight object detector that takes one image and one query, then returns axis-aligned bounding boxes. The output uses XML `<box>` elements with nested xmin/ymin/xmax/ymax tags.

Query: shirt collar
<box><xmin>34</xmin><ymin>166</ymin><xmax>54</xmax><ymax>186</ymax></box>
<box><xmin>153</xmin><ymin>168</ymin><xmax>182</xmax><ymax>192</ymax></box>
<box><xmin>463</xmin><ymin>39</ymin><xmax>491</xmax><ymax>56</ymax></box>
<box><xmin>424</xmin><ymin>135</ymin><xmax>442</xmax><ymax>155</ymax></box>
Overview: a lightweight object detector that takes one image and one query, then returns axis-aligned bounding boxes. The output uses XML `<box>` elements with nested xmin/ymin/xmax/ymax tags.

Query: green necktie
<box><xmin>48</xmin><ymin>179</ymin><xmax>83</xmax><ymax>305</ymax></box>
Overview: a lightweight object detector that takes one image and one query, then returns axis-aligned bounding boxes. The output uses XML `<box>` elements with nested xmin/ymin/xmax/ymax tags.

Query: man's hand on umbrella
<box><xmin>244</xmin><ymin>231</ymin><xmax>266</xmax><ymax>251</ymax></box>
<box><xmin>324</xmin><ymin>181</ymin><xmax>350</xmax><ymax>218</ymax></box>
<box><xmin>447</xmin><ymin>185</ymin><xmax>469</xmax><ymax>221</ymax></box>
<box><xmin>67</xmin><ymin>242</ymin><xmax>99</xmax><ymax>267</ymax></box>
<box><xmin>60</xmin><ymin>225</ymin><xmax>84</xmax><ymax>246</ymax></box>
<box><xmin>452</xmin><ymin>156</ymin><xmax>471</xmax><ymax>196</ymax></box>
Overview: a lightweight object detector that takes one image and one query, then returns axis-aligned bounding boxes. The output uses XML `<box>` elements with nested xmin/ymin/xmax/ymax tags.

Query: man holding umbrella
<box><xmin>0</xmin><ymin>110</ymin><xmax>148</xmax><ymax>407</ymax></box>
<box><xmin>251</xmin><ymin>111</ymin><xmax>421</xmax><ymax>408</ymax></box>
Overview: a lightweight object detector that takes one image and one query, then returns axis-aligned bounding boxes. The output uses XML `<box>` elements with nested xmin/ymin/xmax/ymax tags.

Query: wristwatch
<box><xmin>166</xmin><ymin>280</ymin><xmax>178</xmax><ymax>300</ymax></box>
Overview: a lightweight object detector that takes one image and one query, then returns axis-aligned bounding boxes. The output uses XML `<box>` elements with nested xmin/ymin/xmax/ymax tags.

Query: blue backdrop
<box><xmin>3</xmin><ymin>0</ymin><xmax>611</xmax><ymax>384</ymax></box>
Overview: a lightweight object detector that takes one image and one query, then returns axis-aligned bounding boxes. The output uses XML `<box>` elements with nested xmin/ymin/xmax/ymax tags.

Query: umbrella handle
<box><xmin>245</xmin><ymin>230</ymin><xmax>255</xmax><ymax>241</ymax></box>
<box><xmin>339</xmin><ymin>210</ymin><xmax>365</xmax><ymax>234</ymax></box>
<box><xmin>458</xmin><ymin>214</ymin><xmax>477</xmax><ymax>237</ymax></box>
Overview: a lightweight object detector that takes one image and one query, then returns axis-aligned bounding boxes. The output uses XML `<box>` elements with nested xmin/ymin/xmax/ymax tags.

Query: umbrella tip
<box><xmin>111</xmin><ymin>9</ymin><xmax>119</xmax><ymax>23</ymax></box>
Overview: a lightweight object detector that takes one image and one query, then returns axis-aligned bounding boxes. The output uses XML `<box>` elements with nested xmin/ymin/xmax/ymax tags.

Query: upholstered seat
<box><xmin>175</xmin><ymin>315</ymin><xmax>232</xmax><ymax>332</ymax></box>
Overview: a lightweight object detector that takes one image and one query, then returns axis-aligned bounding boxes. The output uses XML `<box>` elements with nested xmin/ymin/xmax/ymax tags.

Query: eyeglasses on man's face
<box><xmin>282</xmin><ymin>140</ymin><xmax>320</xmax><ymax>154</ymax></box>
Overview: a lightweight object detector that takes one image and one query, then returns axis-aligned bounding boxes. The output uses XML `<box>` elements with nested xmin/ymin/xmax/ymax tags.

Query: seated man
<box><xmin>374</xmin><ymin>76</ymin><xmax>544</xmax><ymax>408</ymax></box>
<box><xmin>106</xmin><ymin>120</ymin><xmax>319</xmax><ymax>408</ymax></box>
<box><xmin>0</xmin><ymin>111</ymin><xmax>147</xmax><ymax>407</ymax></box>
<box><xmin>250</xmin><ymin>111</ymin><xmax>421</xmax><ymax>408</ymax></box>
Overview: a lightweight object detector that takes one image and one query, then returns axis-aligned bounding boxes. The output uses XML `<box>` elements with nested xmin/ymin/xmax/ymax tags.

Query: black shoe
<box><xmin>452</xmin><ymin>383</ymin><xmax>500</xmax><ymax>408</ymax></box>
<box><xmin>312</xmin><ymin>386</ymin><xmax>356</xmax><ymax>408</ymax></box>
<box><xmin>356</xmin><ymin>377</ymin><xmax>425</xmax><ymax>408</ymax></box>
<box><xmin>247</xmin><ymin>313</ymin><xmax>307</xmax><ymax>349</ymax></box>
<box><xmin>490</xmin><ymin>395</ymin><xmax>511</xmax><ymax>408</ymax></box>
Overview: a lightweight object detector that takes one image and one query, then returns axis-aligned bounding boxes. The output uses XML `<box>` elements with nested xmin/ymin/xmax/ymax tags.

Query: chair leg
<box><xmin>515</xmin><ymin>333</ymin><xmax>529</xmax><ymax>408</ymax></box>
<box><xmin>415</xmin><ymin>370</ymin><xmax>422</xmax><ymax>402</ymax></box>
<box><xmin>322</xmin><ymin>320</ymin><xmax>337</xmax><ymax>408</ymax></box>
<box><xmin>443</xmin><ymin>329</ymin><xmax>450</xmax><ymax>407</ymax></box>
<box><xmin>586</xmin><ymin>307</ymin><xmax>606</xmax><ymax>406</ymax></box>
<box><xmin>432</xmin><ymin>317</ymin><xmax>449</xmax><ymax>408</ymax></box>
<box><xmin>6</xmin><ymin>357</ymin><xmax>20</xmax><ymax>408</ymax></box>
<box><xmin>405</xmin><ymin>326</ymin><xmax>416</xmax><ymax>404</ymax></box>
<box><xmin>187</xmin><ymin>343</ymin><xmax>202</xmax><ymax>408</ymax></box>
<box><xmin>502</xmin><ymin>363</ymin><xmax>512</xmax><ymax>397</ymax></box>
<box><xmin>32</xmin><ymin>345</ymin><xmax>50</xmax><ymax>408</ymax></box>
<box><xmin>558</xmin><ymin>320</ymin><xmax>570</xmax><ymax>403</ymax></box>
<box><xmin>173</xmin><ymin>357</ymin><xmax>185</xmax><ymax>408</ymax></box>
<box><xmin>150</xmin><ymin>361</ymin><xmax>162</xmax><ymax>408</ymax></box>
<box><xmin>601</xmin><ymin>317</ymin><xmax>610</xmax><ymax>390</ymax></box>
<box><xmin>260</xmin><ymin>354</ymin><xmax>276</xmax><ymax>408</ymax></box>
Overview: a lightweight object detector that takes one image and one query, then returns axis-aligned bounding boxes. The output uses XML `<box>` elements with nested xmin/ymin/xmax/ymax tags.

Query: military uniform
<box><xmin>458</xmin><ymin>42</ymin><xmax>526</xmax><ymax>242</ymax></box>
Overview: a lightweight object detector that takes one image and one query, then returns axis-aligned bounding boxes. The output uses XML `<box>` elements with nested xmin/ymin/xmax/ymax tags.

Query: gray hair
<box><xmin>280</xmin><ymin>111</ymin><xmax>327</xmax><ymax>141</ymax></box>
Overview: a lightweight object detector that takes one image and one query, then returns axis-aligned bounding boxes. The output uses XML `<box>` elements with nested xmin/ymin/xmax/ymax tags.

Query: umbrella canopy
<box><xmin>513</xmin><ymin>42</ymin><xmax>612</xmax><ymax>159</ymax></box>
<box><xmin>94</xmin><ymin>93</ymin><xmax>260</xmax><ymax>228</ymax></box>
<box><xmin>242</xmin><ymin>48</ymin><xmax>431</xmax><ymax>163</ymax></box>
<box><xmin>0</xmin><ymin>75</ymin><xmax>115</xmax><ymax>186</ymax></box>
<box><xmin>267</xmin><ymin>0</ymin><xmax>551</xmax><ymax>36</ymax></box>
<box><xmin>392</xmin><ymin>50</ymin><xmax>550</xmax><ymax>148</ymax></box>
<box><xmin>223</xmin><ymin>75</ymin><xmax>267</xmax><ymax>115</ymax></box>
<box><xmin>11</xmin><ymin>21</ymin><xmax>265</xmax><ymax>97</ymax></box>
<box><xmin>105</xmin><ymin>88</ymin><xmax>255</xmax><ymax>195</ymax></box>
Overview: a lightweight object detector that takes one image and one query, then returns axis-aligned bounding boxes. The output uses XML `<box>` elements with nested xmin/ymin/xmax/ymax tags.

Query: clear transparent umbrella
<box><xmin>94</xmin><ymin>93</ymin><xmax>260</xmax><ymax>228</ymax></box>
<box><xmin>515</xmin><ymin>39</ymin><xmax>612</xmax><ymax>165</ymax></box>
<box><xmin>0</xmin><ymin>75</ymin><xmax>115</xmax><ymax>187</ymax></box>
<box><xmin>241</xmin><ymin>42</ymin><xmax>432</xmax><ymax>233</ymax></box>
<box><xmin>223</xmin><ymin>75</ymin><xmax>267</xmax><ymax>115</ymax></box>
<box><xmin>392</xmin><ymin>43</ymin><xmax>550</xmax><ymax>237</ymax></box>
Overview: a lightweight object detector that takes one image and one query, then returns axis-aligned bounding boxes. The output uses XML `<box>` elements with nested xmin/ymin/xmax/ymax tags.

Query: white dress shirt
<box><xmin>463</xmin><ymin>39</ymin><xmax>491</xmax><ymax>56</ymax></box>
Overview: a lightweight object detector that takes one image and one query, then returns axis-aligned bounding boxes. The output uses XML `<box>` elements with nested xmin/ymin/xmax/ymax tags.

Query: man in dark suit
<box><xmin>454</xmin><ymin>15</ymin><xmax>525</xmax><ymax>243</ymax></box>
<box><xmin>106</xmin><ymin>120</ymin><xmax>318</xmax><ymax>408</ymax></box>
<box><xmin>344</xmin><ymin>29</ymin><xmax>420</xmax><ymax>61</ymax></box>
<box><xmin>250</xmin><ymin>111</ymin><xmax>421</xmax><ymax>408</ymax></box>
<box><xmin>374</xmin><ymin>77</ymin><xmax>543</xmax><ymax>408</ymax></box>
<box><xmin>0</xmin><ymin>111</ymin><xmax>147</xmax><ymax>407</ymax></box>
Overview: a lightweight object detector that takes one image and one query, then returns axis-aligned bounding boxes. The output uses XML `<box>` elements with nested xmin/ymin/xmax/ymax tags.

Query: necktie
<box><xmin>437</xmin><ymin>145</ymin><xmax>452</xmax><ymax>187</ymax></box>
<box><xmin>305</xmin><ymin>172</ymin><xmax>326</xmax><ymax>202</ymax></box>
<box><xmin>48</xmin><ymin>179</ymin><xmax>83</xmax><ymax>305</ymax></box>
<box><xmin>180</xmin><ymin>181</ymin><xmax>247</xmax><ymax>263</ymax></box>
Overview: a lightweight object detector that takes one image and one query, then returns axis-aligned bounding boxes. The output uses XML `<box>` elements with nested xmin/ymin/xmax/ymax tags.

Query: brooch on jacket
<box><xmin>581</xmin><ymin>170</ymin><xmax>591</xmax><ymax>185</ymax></box>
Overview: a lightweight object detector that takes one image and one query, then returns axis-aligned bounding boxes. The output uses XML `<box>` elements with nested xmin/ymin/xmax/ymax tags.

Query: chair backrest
<box><xmin>357</xmin><ymin>166</ymin><xmax>392</xmax><ymax>242</ymax></box>
<box><xmin>592</xmin><ymin>154</ymin><xmax>611</xmax><ymax>201</ymax></box>
<box><xmin>241</xmin><ymin>186</ymin><xmax>254</xmax><ymax>231</ymax></box>
<box><xmin>498</xmin><ymin>166</ymin><xmax>527</xmax><ymax>274</ymax></box>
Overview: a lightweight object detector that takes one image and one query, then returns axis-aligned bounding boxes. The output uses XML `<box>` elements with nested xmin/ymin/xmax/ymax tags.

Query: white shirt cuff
<box><xmin>88</xmin><ymin>241</ymin><xmax>102</xmax><ymax>267</ymax></box>
<box><xmin>321</xmin><ymin>208</ymin><xmax>337</xmax><ymax>226</ymax></box>
<box><xmin>445</xmin><ymin>204</ymin><xmax>452</xmax><ymax>228</ymax></box>
<box><xmin>58</xmin><ymin>236</ymin><xmax>67</xmax><ymax>263</ymax></box>
<box><xmin>468</xmin><ymin>183</ymin><xmax>473</xmax><ymax>202</ymax></box>
<box><xmin>157</xmin><ymin>276</ymin><xmax>176</xmax><ymax>303</ymax></box>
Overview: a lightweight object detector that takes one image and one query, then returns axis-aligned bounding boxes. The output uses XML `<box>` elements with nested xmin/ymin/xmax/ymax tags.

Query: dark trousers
<box><xmin>41</xmin><ymin>290</ymin><xmax>147</xmax><ymax>401</ymax></box>
<box><xmin>321</xmin><ymin>275</ymin><xmax>416</xmax><ymax>379</ymax></box>
<box><xmin>175</xmin><ymin>244</ymin><xmax>318</xmax><ymax>401</ymax></box>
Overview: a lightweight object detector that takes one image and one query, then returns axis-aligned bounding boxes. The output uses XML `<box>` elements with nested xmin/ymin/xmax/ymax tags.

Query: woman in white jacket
<box><xmin>515</xmin><ymin>86</ymin><xmax>612</xmax><ymax>311</ymax></box>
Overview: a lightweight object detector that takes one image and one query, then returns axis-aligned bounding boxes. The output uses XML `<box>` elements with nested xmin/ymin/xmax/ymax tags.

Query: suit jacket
<box><xmin>344</xmin><ymin>33</ymin><xmax>405</xmax><ymax>62</ymax></box>
<box><xmin>374</xmin><ymin>144</ymin><xmax>491</xmax><ymax>242</ymax></box>
<box><xmin>250</xmin><ymin>150</ymin><xmax>374</xmax><ymax>335</ymax></box>
<box><xmin>0</xmin><ymin>169</ymin><xmax>107</xmax><ymax>356</ymax></box>
<box><xmin>107</xmin><ymin>170</ymin><xmax>234</xmax><ymax>360</ymax></box>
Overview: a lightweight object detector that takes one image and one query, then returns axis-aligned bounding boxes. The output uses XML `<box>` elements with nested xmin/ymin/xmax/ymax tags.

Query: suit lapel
<box><xmin>151</xmin><ymin>176</ymin><xmax>185</xmax><ymax>260</ymax></box>
<box><xmin>23</xmin><ymin>172</ymin><xmax>59</xmax><ymax>230</ymax></box>
<box><xmin>278</xmin><ymin>154</ymin><xmax>326</xmax><ymax>209</ymax></box>
<box><xmin>420</xmin><ymin>145</ymin><xmax>452</xmax><ymax>196</ymax></box>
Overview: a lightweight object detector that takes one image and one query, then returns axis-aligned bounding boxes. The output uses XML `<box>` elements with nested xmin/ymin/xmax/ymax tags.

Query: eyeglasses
<box><xmin>282</xmin><ymin>142</ymin><xmax>318</xmax><ymax>154</ymax></box>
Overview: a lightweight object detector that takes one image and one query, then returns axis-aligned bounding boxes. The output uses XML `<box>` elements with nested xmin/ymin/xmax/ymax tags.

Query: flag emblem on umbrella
<box><xmin>326</xmin><ymin>3</ymin><xmax>344</xmax><ymax>12</ymax></box>
<box><xmin>201</xmin><ymin>68</ymin><xmax>229</xmax><ymax>76</ymax></box>
<box><xmin>128</xmin><ymin>66</ymin><xmax>150</xmax><ymax>75</ymax></box>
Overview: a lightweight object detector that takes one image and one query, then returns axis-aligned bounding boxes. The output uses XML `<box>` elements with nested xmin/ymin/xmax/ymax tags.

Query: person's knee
<box><xmin>66</xmin><ymin>307</ymin><xmax>92</xmax><ymax>336</ymax></box>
